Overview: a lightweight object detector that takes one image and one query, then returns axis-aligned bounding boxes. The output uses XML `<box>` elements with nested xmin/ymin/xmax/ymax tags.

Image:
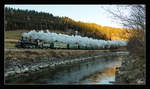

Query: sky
<box><xmin>5</xmin><ymin>5</ymin><xmax>129</xmax><ymax>28</ymax></box>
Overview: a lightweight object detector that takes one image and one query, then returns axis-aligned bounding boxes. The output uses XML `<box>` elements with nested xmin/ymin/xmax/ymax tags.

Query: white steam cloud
<box><xmin>22</xmin><ymin>30</ymin><xmax>127</xmax><ymax>48</ymax></box>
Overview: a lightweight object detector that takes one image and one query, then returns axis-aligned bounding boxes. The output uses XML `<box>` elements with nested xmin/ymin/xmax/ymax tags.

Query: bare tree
<box><xmin>102</xmin><ymin>5</ymin><xmax>146</xmax><ymax>56</ymax></box>
<box><xmin>102</xmin><ymin>5</ymin><xmax>145</xmax><ymax>30</ymax></box>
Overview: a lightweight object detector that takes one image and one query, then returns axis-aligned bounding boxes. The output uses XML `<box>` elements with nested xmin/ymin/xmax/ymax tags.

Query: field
<box><xmin>4</xmin><ymin>30</ymin><xmax>28</xmax><ymax>48</ymax></box>
<box><xmin>5</xmin><ymin>30</ymin><xmax>29</xmax><ymax>40</ymax></box>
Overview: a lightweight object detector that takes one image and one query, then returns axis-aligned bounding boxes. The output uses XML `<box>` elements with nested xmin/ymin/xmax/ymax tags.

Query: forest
<box><xmin>4</xmin><ymin>7</ymin><xmax>131</xmax><ymax>41</ymax></box>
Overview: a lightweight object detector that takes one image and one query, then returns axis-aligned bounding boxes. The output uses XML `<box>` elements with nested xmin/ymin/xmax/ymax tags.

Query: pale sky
<box><xmin>5</xmin><ymin>5</ymin><xmax>130</xmax><ymax>28</ymax></box>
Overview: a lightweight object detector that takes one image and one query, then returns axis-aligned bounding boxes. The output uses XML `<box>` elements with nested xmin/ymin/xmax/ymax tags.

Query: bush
<box><xmin>127</xmin><ymin>35</ymin><xmax>145</xmax><ymax>57</ymax></box>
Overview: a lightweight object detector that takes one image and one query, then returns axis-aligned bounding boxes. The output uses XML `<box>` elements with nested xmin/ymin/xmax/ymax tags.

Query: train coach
<box><xmin>51</xmin><ymin>42</ymin><xmax>68</xmax><ymax>49</ymax></box>
<box><xmin>16</xmin><ymin>36</ymin><xmax>121</xmax><ymax>50</ymax></box>
<box><xmin>67</xmin><ymin>43</ymin><xmax>79</xmax><ymax>49</ymax></box>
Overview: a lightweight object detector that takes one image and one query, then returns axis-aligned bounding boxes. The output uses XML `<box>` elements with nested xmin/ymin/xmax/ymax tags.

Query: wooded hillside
<box><xmin>4</xmin><ymin>7</ymin><xmax>131</xmax><ymax>40</ymax></box>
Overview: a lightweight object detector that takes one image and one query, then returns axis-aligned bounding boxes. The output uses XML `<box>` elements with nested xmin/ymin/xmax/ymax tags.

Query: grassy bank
<box><xmin>5</xmin><ymin>49</ymin><xmax>113</xmax><ymax>61</ymax></box>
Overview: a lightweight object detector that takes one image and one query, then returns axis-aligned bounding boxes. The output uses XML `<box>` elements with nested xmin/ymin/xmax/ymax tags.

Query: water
<box><xmin>5</xmin><ymin>51</ymin><xmax>127</xmax><ymax>85</ymax></box>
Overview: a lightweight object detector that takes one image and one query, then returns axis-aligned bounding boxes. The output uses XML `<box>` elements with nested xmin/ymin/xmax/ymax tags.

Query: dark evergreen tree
<box><xmin>4</xmin><ymin>7</ymin><xmax>130</xmax><ymax>40</ymax></box>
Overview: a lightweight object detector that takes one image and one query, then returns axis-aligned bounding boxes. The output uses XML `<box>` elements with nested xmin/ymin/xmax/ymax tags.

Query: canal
<box><xmin>5</xmin><ymin>51</ymin><xmax>128</xmax><ymax>85</ymax></box>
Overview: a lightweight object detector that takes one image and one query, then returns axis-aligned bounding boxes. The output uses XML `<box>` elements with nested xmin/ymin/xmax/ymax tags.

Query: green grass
<box><xmin>5</xmin><ymin>43</ymin><xmax>16</xmax><ymax>48</ymax></box>
<box><xmin>5</xmin><ymin>30</ymin><xmax>29</xmax><ymax>40</ymax></box>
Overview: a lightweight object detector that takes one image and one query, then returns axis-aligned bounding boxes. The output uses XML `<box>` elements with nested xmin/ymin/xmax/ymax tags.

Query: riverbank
<box><xmin>4</xmin><ymin>48</ymin><xmax>127</xmax><ymax>80</ymax></box>
<box><xmin>114</xmin><ymin>55</ymin><xmax>146</xmax><ymax>85</ymax></box>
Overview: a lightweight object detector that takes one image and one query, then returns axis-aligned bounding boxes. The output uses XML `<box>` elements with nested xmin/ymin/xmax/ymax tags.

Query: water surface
<box><xmin>5</xmin><ymin>51</ymin><xmax>127</xmax><ymax>85</ymax></box>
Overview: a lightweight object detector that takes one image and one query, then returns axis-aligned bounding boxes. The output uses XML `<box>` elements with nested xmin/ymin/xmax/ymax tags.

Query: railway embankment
<box><xmin>4</xmin><ymin>48</ymin><xmax>126</xmax><ymax>79</ymax></box>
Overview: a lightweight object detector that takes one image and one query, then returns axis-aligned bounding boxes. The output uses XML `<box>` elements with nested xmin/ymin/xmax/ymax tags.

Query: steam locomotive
<box><xmin>16</xmin><ymin>36</ymin><xmax>118</xmax><ymax>50</ymax></box>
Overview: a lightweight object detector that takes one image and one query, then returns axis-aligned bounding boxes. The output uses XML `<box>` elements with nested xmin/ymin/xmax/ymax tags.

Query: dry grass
<box><xmin>5</xmin><ymin>39</ymin><xmax>18</xmax><ymax>43</ymax></box>
<box><xmin>4</xmin><ymin>49</ymin><xmax>107</xmax><ymax>60</ymax></box>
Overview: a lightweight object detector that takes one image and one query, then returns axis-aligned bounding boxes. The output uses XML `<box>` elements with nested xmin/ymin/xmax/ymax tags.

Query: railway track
<box><xmin>5</xmin><ymin>47</ymin><xmax>126</xmax><ymax>52</ymax></box>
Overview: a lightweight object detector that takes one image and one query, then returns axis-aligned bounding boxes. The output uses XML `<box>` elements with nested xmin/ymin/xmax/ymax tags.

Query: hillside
<box><xmin>5</xmin><ymin>7</ymin><xmax>131</xmax><ymax>41</ymax></box>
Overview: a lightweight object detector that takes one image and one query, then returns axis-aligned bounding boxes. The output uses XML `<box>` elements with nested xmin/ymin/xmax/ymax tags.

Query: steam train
<box><xmin>16</xmin><ymin>36</ymin><xmax>118</xmax><ymax>50</ymax></box>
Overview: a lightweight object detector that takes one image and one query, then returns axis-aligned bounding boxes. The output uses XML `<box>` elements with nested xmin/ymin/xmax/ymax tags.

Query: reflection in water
<box><xmin>79</xmin><ymin>62</ymin><xmax>121</xmax><ymax>84</ymax></box>
<box><xmin>6</xmin><ymin>53</ymin><xmax>125</xmax><ymax>84</ymax></box>
<box><xmin>93</xmin><ymin>68</ymin><xmax>117</xmax><ymax>83</ymax></box>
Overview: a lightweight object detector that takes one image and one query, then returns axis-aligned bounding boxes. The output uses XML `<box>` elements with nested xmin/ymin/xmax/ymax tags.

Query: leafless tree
<box><xmin>102</xmin><ymin>5</ymin><xmax>146</xmax><ymax>56</ymax></box>
<box><xmin>102</xmin><ymin>5</ymin><xmax>145</xmax><ymax>30</ymax></box>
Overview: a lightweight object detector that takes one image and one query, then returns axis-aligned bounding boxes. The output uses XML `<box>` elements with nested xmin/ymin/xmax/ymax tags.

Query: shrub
<box><xmin>127</xmin><ymin>35</ymin><xmax>145</xmax><ymax>57</ymax></box>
